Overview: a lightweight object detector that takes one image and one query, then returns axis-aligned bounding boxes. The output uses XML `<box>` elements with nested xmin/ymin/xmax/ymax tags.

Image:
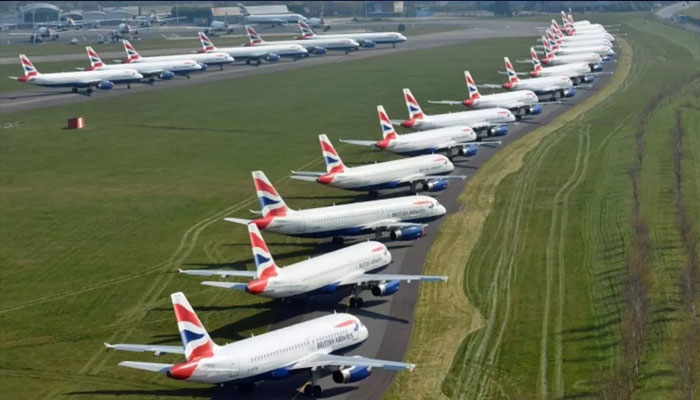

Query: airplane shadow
<box><xmin>0</xmin><ymin>90</ymin><xmax>84</xmax><ymax>100</ymax></box>
<box><xmin>65</xmin><ymin>387</ymin><xmax>216</xmax><ymax>398</ymax></box>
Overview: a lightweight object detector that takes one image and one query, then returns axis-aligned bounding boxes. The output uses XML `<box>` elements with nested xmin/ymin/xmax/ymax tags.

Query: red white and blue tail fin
<box><xmin>198</xmin><ymin>32</ymin><xmax>217</xmax><ymax>53</ymax></box>
<box><xmin>122</xmin><ymin>40</ymin><xmax>140</xmax><ymax>62</ymax></box>
<box><xmin>245</xmin><ymin>25</ymin><xmax>264</xmax><ymax>45</ymax></box>
<box><xmin>561</xmin><ymin>11</ymin><xmax>571</xmax><ymax>26</ymax></box>
<box><xmin>247</xmin><ymin>223</ymin><xmax>279</xmax><ymax>279</ymax></box>
<box><xmin>543</xmin><ymin>46</ymin><xmax>555</xmax><ymax>63</ymax></box>
<box><xmin>541</xmin><ymin>36</ymin><xmax>555</xmax><ymax>52</ymax></box>
<box><xmin>319</xmin><ymin>134</ymin><xmax>345</xmax><ymax>174</ymax></box>
<box><xmin>504</xmin><ymin>57</ymin><xmax>519</xmax><ymax>83</ymax></box>
<box><xmin>18</xmin><ymin>54</ymin><xmax>39</xmax><ymax>78</ymax></box>
<box><xmin>299</xmin><ymin>21</ymin><xmax>316</xmax><ymax>38</ymax></box>
<box><xmin>238</xmin><ymin>3</ymin><xmax>251</xmax><ymax>17</ymax></box>
<box><xmin>252</xmin><ymin>171</ymin><xmax>289</xmax><ymax>217</ymax></box>
<box><xmin>86</xmin><ymin>46</ymin><xmax>104</xmax><ymax>69</ymax></box>
<box><xmin>377</xmin><ymin>106</ymin><xmax>398</xmax><ymax>141</ymax></box>
<box><xmin>530</xmin><ymin>47</ymin><xmax>542</xmax><ymax>73</ymax></box>
<box><xmin>402</xmin><ymin>88</ymin><xmax>425</xmax><ymax>121</ymax></box>
<box><xmin>171</xmin><ymin>292</ymin><xmax>216</xmax><ymax>361</ymax></box>
<box><xmin>464</xmin><ymin>71</ymin><xmax>481</xmax><ymax>100</ymax></box>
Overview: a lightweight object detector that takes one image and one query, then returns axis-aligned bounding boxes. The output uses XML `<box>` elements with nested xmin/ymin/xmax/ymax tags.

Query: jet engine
<box><xmin>423</xmin><ymin>179</ymin><xmax>448</xmax><ymax>192</ymax></box>
<box><xmin>591</xmin><ymin>64</ymin><xmax>604</xmax><ymax>72</ymax></box>
<box><xmin>266</xmin><ymin>53</ymin><xmax>280</xmax><ymax>62</ymax></box>
<box><xmin>159</xmin><ymin>71</ymin><xmax>175</xmax><ymax>80</ymax></box>
<box><xmin>312</xmin><ymin>47</ymin><xmax>327</xmax><ymax>55</ymax></box>
<box><xmin>361</xmin><ymin>40</ymin><xmax>376</xmax><ymax>48</ymax></box>
<box><xmin>97</xmin><ymin>81</ymin><xmax>114</xmax><ymax>90</ymax></box>
<box><xmin>489</xmin><ymin>125</ymin><xmax>508</xmax><ymax>136</ymax></box>
<box><xmin>320</xmin><ymin>283</ymin><xmax>339</xmax><ymax>293</ymax></box>
<box><xmin>529</xmin><ymin>104</ymin><xmax>543</xmax><ymax>115</ymax></box>
<box><xmin>583</xmin><ymin>75</ymin><xmax>594</xmax><ymax>83</ymax></box>
<box><xmin>459</xmin><ymin>144</ymin><xmax>478</xmax><ymax>157</ymax></box>
<box><xmin>564</xmin><ymin>88</ymin><xmax>576</xmax><ymax>97</ymax></box>
<box><xmin>265</xmin><ymin>367</ymin><xmax>291</xmax><ymax>379</ymax></box>
<box><xmin>389</xmin><ymin>226</ymin><xmax>424</xmax><ymax>241</ymax></box>
<box><xmin>371</xmin><ymin>280</ymin><xmax>401</xmax><ymax>297</ymax></box>
<box><xmin>333</xmin><ymin>366</ymin><xmax>372</xmax><ymax>383</ymax></box>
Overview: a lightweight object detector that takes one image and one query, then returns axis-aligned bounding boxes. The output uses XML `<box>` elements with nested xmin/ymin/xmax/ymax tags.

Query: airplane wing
<box><xmin>118</xmin><ymin>361</ymin><xmax>173</xmax><ymax>373</ymax></box>
<box><xmin>360</xmin><ymin>219</ymin><xmax>423</xmax><ymax>232</ymax></box>
<box><xmin>338</xmin><ymin>139</ymin><xmax>377</xmax><ymax>147</ymax></box>
<box><xmin>104</xmin><ymin>342</ymin><xmax>185</xmax><ymax>355</ymax></box>
<box><xmin>178</xmin><ymin>268</ymin><xmax>256</xmax><ymax>278</ymax></box>
<box><xmin>428</xmin><ymin>100</ymin><xmax>463</xmax><ymax>105</ymax></box>
<box><xmin>291</xmin><ymin>353</ymin><xmax>414</xmax><ymax>372</ymax></box>
<box><xmin>201</xmin><ymin>281</ymin><xmax>249</xmax><ymax>290</ymax></box>
<box><xmin>339</xmin><ymin>273</ymin><xmax>447</xmax><ymax>285</ymax></box>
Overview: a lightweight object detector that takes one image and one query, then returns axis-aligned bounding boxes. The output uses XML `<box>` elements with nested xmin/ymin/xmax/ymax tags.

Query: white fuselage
<box><xmin>20</xmin><ymin>69</ymin><xmax>142</xmax><ymax>87</ymax></box>
<box><xmin>305</xmin><ymin>32</ymin><xmax>407</xmax><ymax>45</ymax></box>
<box><xmin>545</xmin><ymin>52</ymin><xmax>602</xmax><ymax>66</ymax></box>
<box><xmin>506</xmin><ymin>75</ymin><xmax>572</xmax><ymax>93</ymax></box>
<box><xmin>129</xmin><ymin>52</ymin><xmax>233</xmax><ymax>65</ymax></box>
<box><xmin>260</xmin><ymin>242</ymin><xmax>392</xmax><ymax>298</ymax></box>
<box><xmin>245</xmin><ymin>14</ymin><xmax>306</xmax><ymax>25</ymax></box>
<box><xmin>552</xmin><ymin>45</ymin><xmax>614</xmax><ymax>56</ymax></box>
<box><xmin>568</xmin><ymin>30</ymin><xmax>615</xmax><ymax>42</ymax></box>
<box><xmin>255</xmin><ymin>195</ymin><xmax>446</xmax><ymax>237</ymax></box>
<box><xmin>254</xmin><ymin>38</ymin><xmax>359</xmax><ymax>51</ymax></box>
<box><xmin>312</xmin><ymin>154</ymin><xmax>454</xmax><ymax>191</ymax></box>
<box><xmin>214</xmin><ymin>44</ymin><xmax>308</xmax><ymax>59</ymax></box>
<box><xmin>181</xmin><ymin>314</ymin><xmax>368</xmax><ymax>383</ymax></box>
<box><xmin>532</xmin><ymin>63</ymin><xmax>591</xmax><ymax>78</ymax></box>
<box><xmin>467</xmin><ymin>90</ymin><xmax>539</xmax><ymax>110</ymax></box>
<box><xmin>379</xmin><ymin>126</ymin><xmax>477</xmax><ymax>155</ymax></box>
<box><xmin>404</xmin><ymin>108</ymin><xmax>515</xmax><ymax>130</ymax></box>
<box><xmin>554</xmin><ymin>38</ymin><xmax>612</xmax><ymax>48</ymax></box>
<box><xmin>93</xmin><ymin>60</ymin><xmax>204</xmax><ymax>75</ymax></box>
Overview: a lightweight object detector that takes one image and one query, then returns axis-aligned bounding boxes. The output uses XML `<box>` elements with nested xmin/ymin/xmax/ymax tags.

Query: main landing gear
<box><xmin>349</xmin><ymin>286</ymin><xmax>364</xmax><ymax>307</ymax></box>
<box><xmin>71</xmin><ymin>87</ymin><xmax>78</xmax><ymax>93</ymax></box>
<box><xmin>303</xmin><ymin>369</ymin><xmax>323</xmax><ymax>397</ymax></box>
<box><xmin>368</xmin><ymin>190</ymin><xmax>379</xmax><ymax>199</ymax></box>
<box><xmin>332</xmin><ymin>236</ymin><xmax>344</xmax><ymax>246</ymax></box>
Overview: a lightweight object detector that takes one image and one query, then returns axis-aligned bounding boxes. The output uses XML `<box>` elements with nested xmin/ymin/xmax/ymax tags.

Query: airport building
<box><xmin>20</xmin><ymin>2</ymin><xmax>60</xmax><ymax>23</ymax></box>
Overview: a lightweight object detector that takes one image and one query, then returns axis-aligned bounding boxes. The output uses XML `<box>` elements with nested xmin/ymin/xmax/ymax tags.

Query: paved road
<box><xmin>655</xmin><ymin>1</ymin><xmax>698</xmax><ymax>19</ymax></box>
<box><xmin>0</xmin><ymin>20</ymin><xmax>544</xmax><ymax>114</ymax></box>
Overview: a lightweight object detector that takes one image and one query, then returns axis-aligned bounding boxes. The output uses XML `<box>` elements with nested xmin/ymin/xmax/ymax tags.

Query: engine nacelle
<box><xmin>371</xmin><ymin>280</ymin><xmax>401</xmax><ymax>297</ymax></box>
<box><xmin>361</xmin><ymin>40</ymin><xmax>376</xmax><ymax>48</ymax></box>
<box><xmin>583</xmin><ymin>75</ymin><xmax>594</xmax><ymax>83</ymax></box>
<box><xmin>529</xmin><ymin>104</ymin><xmax>543</xmax><ymax>115</ymax></box>
<box><xmin>98</xmin><ymin>80</ymin><xmax>114</xmax><ymax>90</ymax></box>
<box><xmin>320</xmin><ymin>283</ymin><xmax>339</xmax><ymax>293</ymax></box>
<box><xmin>264</xmin><ymin>367</ymin><xmax>291</xmax><ymax>379</ymax></box>
<box><xmin>312</xmin><ymin>47</ymin><xmax>327</xmax><ymax>55</ymax></box>
<box><xmin>592</xmin><ymin>64</ymin><xmax>604</xmax><ymax>72</ymax></box>
<box><xmin>389</xmin><ymin>226</ymin><xmax>423</xmax><ymax>241</ymax></box>
<box><xmin>489</xmin><ymin>125</ymin><xmax>508</xmax><ymax>136</ymax></box>
<box><xmin>602</xmin><ymin>55</ymin><xmax>611</xmax><ymax>62</ymax></box>
<box><xmin>564</xmin><ymin>88</ymin><xmax>576</xmax><ymax>98</ymax></box>
<box><xmin>159</xmin><ymin>71</ymin><xmax>175</xmax><ymax>80</ymax></box>
<box><xmin>423</xmin><ymin>179</ymin><xmax>448</xmax><ymax>192</ymax></box>
<box><xmin>266</xmin><ymin>53</ymin><xmax>280</xmax><ymax>62</ymax></box>
<box><xmin>459</xmin><ymin>144</ymin><xmax>478</xmax><ymax>157</ymax></box>
<box><xmin>200</xmin><ymin>63</ymin><xmax>208</xmax><ymax>71</ymax></box>
<box><xmin>332</xmin><ymin>366</ymin><xmax>372</xmax><ymax>383</ymax></box>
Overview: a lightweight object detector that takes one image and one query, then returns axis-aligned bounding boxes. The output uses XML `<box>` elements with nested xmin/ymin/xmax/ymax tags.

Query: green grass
<box><xmin>0</xmin><ymin>35</ymin><xmax>537</xmax><ymax>399</ymax></box>
<box><xmin>427</xmin><ymin>15</ymin><xmax>700</xmax><ymax>400</ymax></box>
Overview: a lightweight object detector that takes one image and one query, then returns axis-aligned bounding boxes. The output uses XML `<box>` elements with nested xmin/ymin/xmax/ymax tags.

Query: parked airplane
<box><xmin>541</xmin><ymin>36</ymin><xmax>614</xmax><ymax>57</ymax></box>
<box><xmin>430</xmin><ymin>71</ymin><xmax>543</xmax><ymax>119</ymax></box>
<box><xmin>545</xmin><ymin>30</ymin><xmax>612</xmax><ymax>49</ymax></box>
<box><xmin>298</xmin><ymin>21</ymin><xmax>407</xmax><ymax>48</ymax></box>
<box><xmin>396</xmin><ymin>88</ymin><xmax>515</xmax><ymax>135</ymax></box>
<box><xmin>134</xmin><ymin>14</ymin><xmax>185</xmax><ymax>27</ymax></box>
<box><xmin>105</xmin><ymin>292</ymin><xmax>415</xmax><ymax>397</ymax></box>
<box><xmin>552</xmin><ymin>20</ymin><xmax>614</xmax><ymax>42</ymax></box>
<box><xmin>561</xmin><ymin>10</ymin><xmax>590</xmax><ymax>27</ymax></box>
<box><xmin>291</xmin><ymin>135</ymin><xmax>463</xmax><ymax>196</ymax></box>
<box><xmin>10</xmin><ymin>54</ymin><xmax>143</xmax><ymax>93</ymax></box>
<box><xmin>29</xmin><ymin>26</ymin><xmax>59</xmax><ymax>42</ymax></box>
<box><xmin>197</xmin><ymin>32</ymin><xmax>308</xmax><ymax>64</ymax></box>
<box><xmin>181</xmin><ymin>223</ymin><xmax>447</xmax><ymax>306</ymax></box>
<box><xmin>340</xmin><ymin>106</ymin><xmax>489</xmax><ymax>158</ymax></box>
<box><xmin>246</xmin><ymin>25</ymin><xmax>359</xmax><ymax>54</ymax></box>
<box><xmin>238</xmin><ymin>3</ymin><xmax>307</xmax><ymax>27</ymax></box>
<box><xmin>205</xmin><ymin>20</ymin><xmax>235</xmax><ymax>36</ymax></box>
<box><xmin>541</xmin><ymin>46</ymin><xmax>604</xmax><ymax>66</ymax></box>
<box><xmin>83</xmin><ymin>47</ymin><xmax>205</xmax><ymax>80</ymax></box>
<box><xmin>499</xmin><ymin>57</ymin><xmax>575</xmax><ymax>100</ymax></box>
<box><xmin>225</xmin><ymin>171</ymin><xmax>446</xmax><ymax>244</ymax></box>
<box><xmin>122</xmin><ymin>40</ymin><xmax>234</xmax><ymax>69</ymax></box>
<box><xmin>528</xmin><ymin>47</ymin><xmax>597</xmax><ymax>85</ymax></box>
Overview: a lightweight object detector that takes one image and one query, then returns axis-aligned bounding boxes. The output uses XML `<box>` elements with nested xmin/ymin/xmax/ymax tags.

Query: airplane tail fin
<box><xmin>402</xmin><ymin>88</ymin><xmax>425</xmax><ymax>121</ymax></box>
<box><xmin>86</xmin><ymin>46</ymin><xmax>104</xmax><ymax>69</ymax></box>
<box><xmin>238</xmin><ymin>3</ymin><xmax>251</xmax><ymax>17</ymax></box>
<box><xmin>464</xmin><ymin>71</ymin><xmax>481</xmax><ymax>101</ymax></box>
<box><xmin>541</xmin><ymin>36</ymin><xmax>555</xmax><ymax>52</ymax></box>
<box><xmin>530</xmin><ymin>47</ymin><xmax>542</xmax><ymax>73</ymax></box>
<box><xmin>319</xmin><ymin>134</ymin><xmax>345</xmax><ymax>174</ymax></box>
<box><xmin>252</xmin><ymin>171</ymin><xmax>289</xmax><ymax>217</ymax></box>
<box><xmin>377</xmin><ymin>105</ymin><xmax>398</xmax><ymax>141</ymax></box>
<box><xmin>299</xmin><ymin>21</ymin><xmax>316</xmax><ymax>38</ymax></box>
<box><xmin>504</xmin><ymin>57</ymin><xmax>519</xmax><ymax>83</ymax></box>
<box><xmin>561</xmin><ymin>11</ymin><xmax>570</xmax><ymax>25</ymax></box>
<box><xmin>198</xmin><ymin>32</ymin><xmax>217</xmax><ymax>52</ymax></box>
<box><xmin>171</xmin><ymin>292</ymin><xmax>216</xmax><ymax>361</ymax></box>
<box><xmin>68</xmin><ymin>17</ymin><xmax>76</xmax><ymax>27</ymax></box>
<box><xmin>19</xmin><ymin>54</ymin><xmax>39</xmax><ymax>77</ymax></box>
<box><xmin>122</xmin><ymin>40</ymin><xmax>140</xmax><ymax>62</ymax></box>
<box><xmin>543</xmin><ymin>46</ymin><xmax>555</xmax><ymax>63</ymax></box>
<box><xmin>245</xmin><ymin>25</ymin><xmax>264</xmax><ymax>45</ymax></box>
<box><xmin>247</xmin><ymin>223</ymin><xmax>279</xmax><ymax>279</ymax></box>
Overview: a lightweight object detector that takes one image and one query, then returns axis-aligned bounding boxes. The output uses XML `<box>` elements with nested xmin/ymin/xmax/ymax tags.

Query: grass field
<box><xmin>0</xmin><ymin>34</ymin><xmax>538</xmax><ymax>399</ymax></box>
<box><xmin>386</xmin><ymin>14</ymin><xmax>700</xmax><ymax>400</ymax></box>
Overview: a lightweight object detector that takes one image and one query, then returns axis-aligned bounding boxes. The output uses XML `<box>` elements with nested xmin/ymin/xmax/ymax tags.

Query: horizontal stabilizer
<box><xmin>514</xmin><ymin>59</ymin><xmax>532</xmax><ymax>64</ymax></box>
<box><xmin>118</xmin><ymin>361</ymin><xmax>173</xmax><ymax>373</ymax></box>
<box><xmin>389</xmin><ymin>119</ymin><xmax>404</xmax><ymax>125</ymax></box>
<box><xmin>201</xmin><ymin>281</ymin><xmax>249</xmax><ymax>290</ymax></box>
<box><xmin>290</xmin><ymin>171</ymin><xmax>324</xmax><ymax>177</ymax></box>
<box><xmin>105</xmin><ymin>342</ymin><xmax>185</xmax><ymax>355</ymax></box>
<box><xmin>479</xmin><ymin>83</ymin><xmax>502</xmax><ymax>89</ymax></box>
<box><xmin>8</xmin><ymin>76</ymin><xmax>18</xmax><ymax>80</ymax></box>
<box><xmin>428</xmin><ymin>100</ymin><xmax>462</xmax><ymax>105</ymax></box>
<box><xmin>290</xmin><ymin>175</ymin><xmax>319</xmax><ymax>182</ymax></box>
<box><xmin>497</xmin><ymin>71</ymin><xmax>529</xmax><ymax>76</ymax></box>
<box><xmin>224</xmin><ymin>217</ymin><xmax>251</xmax><ymax>225</ymax></box>
<box><xmin>179</xmin><ymin>268</ymin><xmax>256</xmax><ymax>278</ymax></box>
<box><xmin>339</xmin><ymin>139</ymin><xmax>377</xmax><ymax>147</ymax></box>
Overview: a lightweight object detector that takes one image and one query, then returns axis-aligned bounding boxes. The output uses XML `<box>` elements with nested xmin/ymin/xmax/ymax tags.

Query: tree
<box><xmin>492</xmin><ymin>1</ymin><xmax>513</xmax><ymax>17</ymax></box>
